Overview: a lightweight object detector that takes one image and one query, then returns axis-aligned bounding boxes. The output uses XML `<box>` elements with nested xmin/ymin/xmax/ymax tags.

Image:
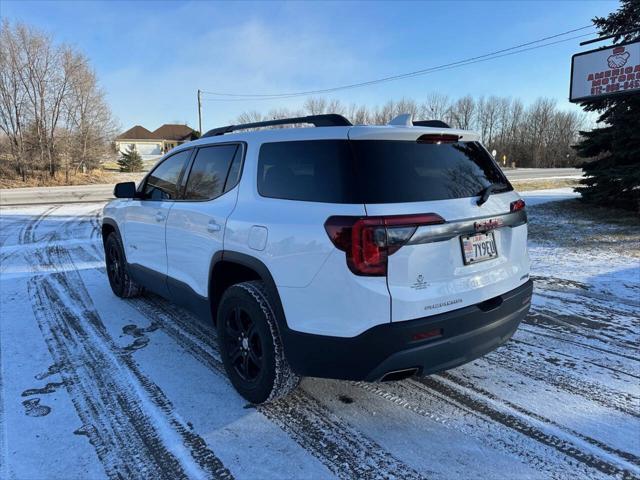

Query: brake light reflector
<box><xmin>510</xmin><ymin>199</ymin><xmax>526</xmax><ymax>212</ymax></box>
<box><xmin>411</xmin><ymin>328</ymin><xmax>443</xmax><ymax>342</ymax></box>
<box><xmin>324</xmin><ymin>213</ymin><xmax>445</xmax><ymax>276</ymax></box>
<box><xmin>416</xmin><ymin>134</ymin><xmax>461</xmax><ymax>144</ymax></box>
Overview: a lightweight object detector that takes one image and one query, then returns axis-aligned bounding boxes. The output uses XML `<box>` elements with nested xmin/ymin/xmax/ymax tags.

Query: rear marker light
<box><xmin>411</xmin><ymin>328</ymin><xmax>443</xmax><ymax>342</ymax></box>
<box><xmin>510</xmin><ymin>199</ymin><xmax>526</xmax><ymax>212</ymax></box>
<box><xmin>325</xmin><ymin>213</ymin><xmax>445</xmax><ymax>276</ymax></box>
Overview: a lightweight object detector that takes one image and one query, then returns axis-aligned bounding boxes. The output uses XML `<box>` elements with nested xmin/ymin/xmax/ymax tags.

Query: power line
<box><xmin>200</xmin><ymin>25</ymin><xmax>594</xmax><ymax>102</ymax></box>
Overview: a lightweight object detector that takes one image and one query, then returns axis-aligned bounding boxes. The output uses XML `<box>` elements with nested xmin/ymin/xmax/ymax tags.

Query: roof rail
<box><xmin>413</xmin><ymin>119</ymin><xmax>451</xmax><ymax>128</ymax></box>
<box><xmin>201</xmin><ymin>114</ymin><xmax>352</xmax><ymax>138</ymax></box>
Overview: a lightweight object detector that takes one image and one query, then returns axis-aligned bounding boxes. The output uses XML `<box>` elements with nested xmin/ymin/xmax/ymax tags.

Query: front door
<box><xmin>166</xmin><ymin>143</ymin><xmax>243</xmax><ymax>298</ymax></box>
<box><xmin>124</xmin><ymin>149</ymin><xmax>192</xmax><ymax>281</ymax></box>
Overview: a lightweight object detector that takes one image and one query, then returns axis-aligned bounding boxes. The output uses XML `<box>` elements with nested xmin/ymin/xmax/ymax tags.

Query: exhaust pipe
<box><xmin>380</xmin><ymin>368</ymin><xmax>419</xmax><ymax>382</ymax></box>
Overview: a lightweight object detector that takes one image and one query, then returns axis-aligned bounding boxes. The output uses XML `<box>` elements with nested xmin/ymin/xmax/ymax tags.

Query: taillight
<box><xmin>510</xmin><ymin>199</ymin><xmax>526</xmax><ymax>212</ymax></box>
<box><xmin>324</xmin><ymin>213</ymin><xmax>445</xmax><ymax>276</ymax></box>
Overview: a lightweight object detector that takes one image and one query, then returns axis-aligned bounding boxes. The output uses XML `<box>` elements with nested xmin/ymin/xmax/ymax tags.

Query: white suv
<box><xmin>103</xmin><ymin>113</ymin><xmax>532</xmax><ymax>404</ymax></box>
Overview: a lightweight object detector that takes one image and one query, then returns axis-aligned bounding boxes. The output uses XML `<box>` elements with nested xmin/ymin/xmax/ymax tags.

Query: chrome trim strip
<box><xmin>407</xmin><ymin>210</ymin><xmax>527</xmax><ymax>245</ymax></box>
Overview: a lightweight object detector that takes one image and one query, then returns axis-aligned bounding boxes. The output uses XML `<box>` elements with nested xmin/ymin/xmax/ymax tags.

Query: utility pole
<box><xmin>197</xmin><ymin>89</ymin><xmax>202</xmax><ymax>136</ymax></box>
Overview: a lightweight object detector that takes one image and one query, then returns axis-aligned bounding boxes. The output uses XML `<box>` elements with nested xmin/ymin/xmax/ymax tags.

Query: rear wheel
<box><xmin>105</xmin><ymin>233</ymin><xmax>142</xmax><ymax>298</ymax></box>
<box><xmin>217</xmin><ymin>281</ymin><xmax>299</xmax><ymax>404</ymax></box>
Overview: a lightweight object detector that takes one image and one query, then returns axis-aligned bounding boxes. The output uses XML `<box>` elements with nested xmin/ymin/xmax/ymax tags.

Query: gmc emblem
<box><xmin>474</xmin><ymin>218</ymin><xmax>504</xmax><ymax>232</ymax></box>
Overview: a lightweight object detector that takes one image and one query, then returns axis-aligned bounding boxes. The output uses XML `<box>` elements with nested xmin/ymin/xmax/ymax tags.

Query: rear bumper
<box><xmin>282</xmin><ymin>279</ymin><xmax>533</xmax><ymax>381</ymax></box>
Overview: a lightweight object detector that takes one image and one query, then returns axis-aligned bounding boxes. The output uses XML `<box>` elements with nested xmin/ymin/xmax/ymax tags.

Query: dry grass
<box><xmin>511</xmin><ymin>178</ymin><xmax>580</xmax><ymax>192</ymax></box>
<box><xmin>0</xmin><ymin>170</ymin><xmax>145</xmax><ymax>189</ymax></box>
<box><xmin>528</xmin><ymin>199</ymin><xmax>640</xmax><ymax>258</ymax></box>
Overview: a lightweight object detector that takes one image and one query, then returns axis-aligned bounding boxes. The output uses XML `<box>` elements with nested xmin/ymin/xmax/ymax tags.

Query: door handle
<box><xmin>207</xmin><ymin>220</ymin><xmax>221</xmax><ymax>233</ymax></box>
<box><xmin>155</xmin><ymin>211</ymin><xmax>165</xmax><ymax>222</ymax></box>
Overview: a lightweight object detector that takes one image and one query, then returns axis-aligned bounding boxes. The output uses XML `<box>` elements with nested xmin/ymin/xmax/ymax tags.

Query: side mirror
<box><xmin>113</xmin><ymin>182</ymin><xmax>137</xmax><ymax>199</ymax></box>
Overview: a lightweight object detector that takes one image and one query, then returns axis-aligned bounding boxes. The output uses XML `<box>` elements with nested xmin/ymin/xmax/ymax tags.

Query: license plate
<box><xmin>460</xmin><ymin>232</ymin><xmax>498</xmax><ymax>265</ymax></box>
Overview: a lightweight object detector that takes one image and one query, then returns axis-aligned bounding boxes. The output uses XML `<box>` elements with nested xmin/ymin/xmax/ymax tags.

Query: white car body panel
<box><xmin>278</xmin><ymin>250</ymin><xmax>390</xmax><ymax>337</ymax></box>
<box><xmin>123</xmin><ymin>199</ymin><xmax>173</xmax><ymax>274</ymax></box>
<box><xmin>364</xmin><ymin>191</ymin><xmax>530</xmax><ymax>322</ymax></box>
<box><xmin>223</xmin><ymin>128</ymin><xmax>364</xmax><ymax>289</ymax></box>
<box><xmin>166</xmin><ymin>187</ymin><xmax>239</xmax><ymax>297</ymax></box>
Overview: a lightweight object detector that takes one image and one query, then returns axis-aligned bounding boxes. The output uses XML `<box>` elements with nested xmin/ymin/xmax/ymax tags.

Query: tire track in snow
<box><xmin>484</xmin><ymin>343</ymin><xmax>640</xmax><ymax>419</ymax></box>
<box><xmin>0</xmin><ymin>205</ymin><xmax>59</xmax><ymax>267</ymax></box>
<box><xmin>31</xmin><ymin>273</ymin><xmax>234</xmax><ymax>479</ymax></box>
<box><xmin>23</xmin><ymin>206</ymin><xmax>234</xmax><ymax>480</ymax></box>
<box><xmin>38</xmin><ymin>209</ymin><xmax>420</xmax><ymax>479</ymax></box>
<box><xmin>18</xmin><ymin>205</ymin><xmax>60</xmax><ymax>245</ymax></box>
<box><xmin>129</xmin><ymin>296</ymin><xmax>424</xmax><ymax>480</ymax></box>
<box><xmin>351</xmin><ymin>380</ymin><xmax>609</xmax><ymax>480</ymax></box>
<box><xmin>72</xmin><ymin>221</ymin><xmax>639</xmax><ymax>480</ymax></box>
<box><xmin>440</xmin><ymin>372</ymin><xmax>640</xmax><ymax>468</ymax></box>
<box><xmin>0</xmin><ymin>216</ymin><xmax>28</xmax><ymax>248</ymax></box>
<box><xmin>415</xmin><ymin>376</ymin><xmax>639</xmax><ymax>479</ymax></box>
<box><xmin>28</xmin><ymin>204</ymin><xmax>639</xmax><ymax>479</ymax></box>
<box><xmin>527</xmin><ymin>309</ymin><xmax>640</xmax><ymax>358</ymax></box>
<box><xmin>29</xmin><ymin>277</ymin><xmax>190</xmax><ymax>480</ymax></box>
<box><xmin>513</xmin><ymin>333</ymin><xmax>640</xmax><ymax>380</ymax></box>
<box><xmin>0</xmin><ymin>319</ymin><xmax>7</xmax><ymax>480</ymax></box>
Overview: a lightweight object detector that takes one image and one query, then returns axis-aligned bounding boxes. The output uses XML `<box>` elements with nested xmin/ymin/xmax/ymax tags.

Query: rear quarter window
<box><xmin>257</xmin><ymin>140</ymin><xmax>358</xmax><ymax>203</ymax></box>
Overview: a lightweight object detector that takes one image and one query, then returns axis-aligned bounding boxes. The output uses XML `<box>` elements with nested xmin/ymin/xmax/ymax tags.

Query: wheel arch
<box><xmin>209</xmin><ymin>251</ymin><xmax>289</xmax><ymax>332</ymax></box>
<box><xmin>101</xmin><ymin>218</ymin><xmax>122</xmax><ymax>248</ymax></box>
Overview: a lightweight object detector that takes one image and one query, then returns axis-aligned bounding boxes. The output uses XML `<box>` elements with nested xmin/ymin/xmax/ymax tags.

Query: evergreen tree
<box><xmin>574</xmin><ymin>0</ymin><xmax>640</xmax><ymax>212</ymax></box>
<box><xmin>118</xmin><ymin>144</ymin><xmax>144</xmax><ymax>172</ymax></box>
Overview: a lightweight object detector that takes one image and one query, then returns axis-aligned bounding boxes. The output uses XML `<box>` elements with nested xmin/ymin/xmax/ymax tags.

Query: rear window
<box><xmin>352</xmin><ymin>140</ymin><xmax>511</xmax><ymax>203</ymax></box>
<box><xmin>257</xmin><ymin>139</ymin><xmax>511</xmax><ymax>204</ymax></box>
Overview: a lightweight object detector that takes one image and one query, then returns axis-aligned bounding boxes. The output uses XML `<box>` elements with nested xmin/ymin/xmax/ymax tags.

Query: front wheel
<box><xmin>217</xmin><ymin>281</ymin><xmax>300</xmax><ymax>404</ymax></box>
<box><xmin>105</xmin><ymin>233</ymin><xmax>142</xmax><ymax>298</ymax></box>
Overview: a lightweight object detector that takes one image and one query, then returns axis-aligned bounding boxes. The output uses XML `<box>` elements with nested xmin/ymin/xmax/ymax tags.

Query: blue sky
<box><xmin>3</xmin><ymin>0</ymin><xmax>617</xmax><ymax>132</ymax></box>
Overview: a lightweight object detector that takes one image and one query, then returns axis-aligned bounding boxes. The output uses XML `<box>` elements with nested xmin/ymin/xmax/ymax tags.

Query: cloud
<box><xmin>103</xmin><ymin>15</ymin><xmax>372</xmax><ymax>129</ymax></box>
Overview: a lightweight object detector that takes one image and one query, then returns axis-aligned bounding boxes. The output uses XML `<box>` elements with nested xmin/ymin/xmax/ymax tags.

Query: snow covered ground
<box><xmin>0</xmin><ymin>189</ymin><xmax>638</xmax><ymax>479</ymax></box>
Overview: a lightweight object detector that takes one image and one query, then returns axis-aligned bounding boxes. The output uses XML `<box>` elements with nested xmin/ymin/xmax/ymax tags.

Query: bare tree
<box><xmin>450</xmin><ymin>96</ymin><xmax>475</xmax><ymax>130</ymax></box>
<box><xmin>0</xmin><ymin>21</ymin><xmax>28</xmax><ymax>179</ymax></box>
<box><xmin>0</xmin><ymin>20</ymin><xmax>116</xmax><ymax>182</ymax></box>
<box><xmin>235</xmin><ymin>93</ymin><xmax>587</xmax><ymax>168</ymax></box>
<box><xmin>65</xmin><ymin>59</ymin><xmax>117</xmax><ymax>175</ymax></box>
<box><xmin>421</xmin><ymin>93</ymin><xmax>450</xmax><ymax>122</ymax></box>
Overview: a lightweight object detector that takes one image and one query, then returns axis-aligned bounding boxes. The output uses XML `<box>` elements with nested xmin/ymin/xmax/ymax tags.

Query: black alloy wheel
<box><xmin>223</xmin><ymin>306</ymin><xmax>264</xmax><ymax>382</ymax></box>
<box><xmin>104</xmin><ymin>233</ymin><xmax>142</xmax><ymax>298</ymax></box>
<box><xmin>106</xmin><ymin>239</ymin><xmax>123</xmax><ymax>292</ymax></box>
<box><xmin>216</xmin><ymin>281</ymin><xmax>300</xmax><ymax>404</ymax></box>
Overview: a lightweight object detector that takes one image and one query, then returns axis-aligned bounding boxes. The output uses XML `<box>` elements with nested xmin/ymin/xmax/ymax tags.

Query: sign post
<box><xmin>570</xmin><ymin>40</ymin><xmax>640</xmax><ymax>103</ymax></box>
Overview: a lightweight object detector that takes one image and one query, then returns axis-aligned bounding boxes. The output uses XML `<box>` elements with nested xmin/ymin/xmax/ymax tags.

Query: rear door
<box><xmin>165</xmin><ymin>143</ymin><xmax>243</xmax><ymax>298</ymax></box>
<box><xmin>124</xmin><ymin>149</ymin><xmax>191</xmax><ymax>280</ymax></box>
<box><xmin>348</xmin><ymin>127</ymin><xmax>530</xmax><ymax>322</ymax></box>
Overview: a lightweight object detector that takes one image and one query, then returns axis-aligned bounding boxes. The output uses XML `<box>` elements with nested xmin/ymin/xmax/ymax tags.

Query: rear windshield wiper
<box><xmin>477</xmin><ymin>183</ymin><xmax>508</xmax><ymax>206</ymax></box>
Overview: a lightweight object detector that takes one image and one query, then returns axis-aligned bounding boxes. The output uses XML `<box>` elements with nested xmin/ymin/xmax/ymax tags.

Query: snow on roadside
<box><xmin>520</xmin><ymin>187</ymin><xmax>580</xmax><ymax>206</ymax></box>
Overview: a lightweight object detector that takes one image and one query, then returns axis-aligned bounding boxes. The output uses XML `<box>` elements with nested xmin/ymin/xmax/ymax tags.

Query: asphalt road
<box><xmin>0</xmin><ymin>168</ymin><xmax>582</xmax><ymax>206</ymax></box>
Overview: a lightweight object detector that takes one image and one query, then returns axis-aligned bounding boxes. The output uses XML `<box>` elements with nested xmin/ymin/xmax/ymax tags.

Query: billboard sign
<box><xmin>570</xmin><ymin>40</ymin><xmax>640</xmax><ymax>102</ymax></box>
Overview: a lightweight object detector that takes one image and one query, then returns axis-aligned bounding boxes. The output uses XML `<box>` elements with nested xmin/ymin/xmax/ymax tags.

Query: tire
<box><xmin>104</xmin><ymin>233</ymin><xmax>142</xmax><ymax>298</ymax></box>
<box><xmin>217</xmin><ymin>281</ymin><xmax>300</xmax><ymax>404</ymax></box>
